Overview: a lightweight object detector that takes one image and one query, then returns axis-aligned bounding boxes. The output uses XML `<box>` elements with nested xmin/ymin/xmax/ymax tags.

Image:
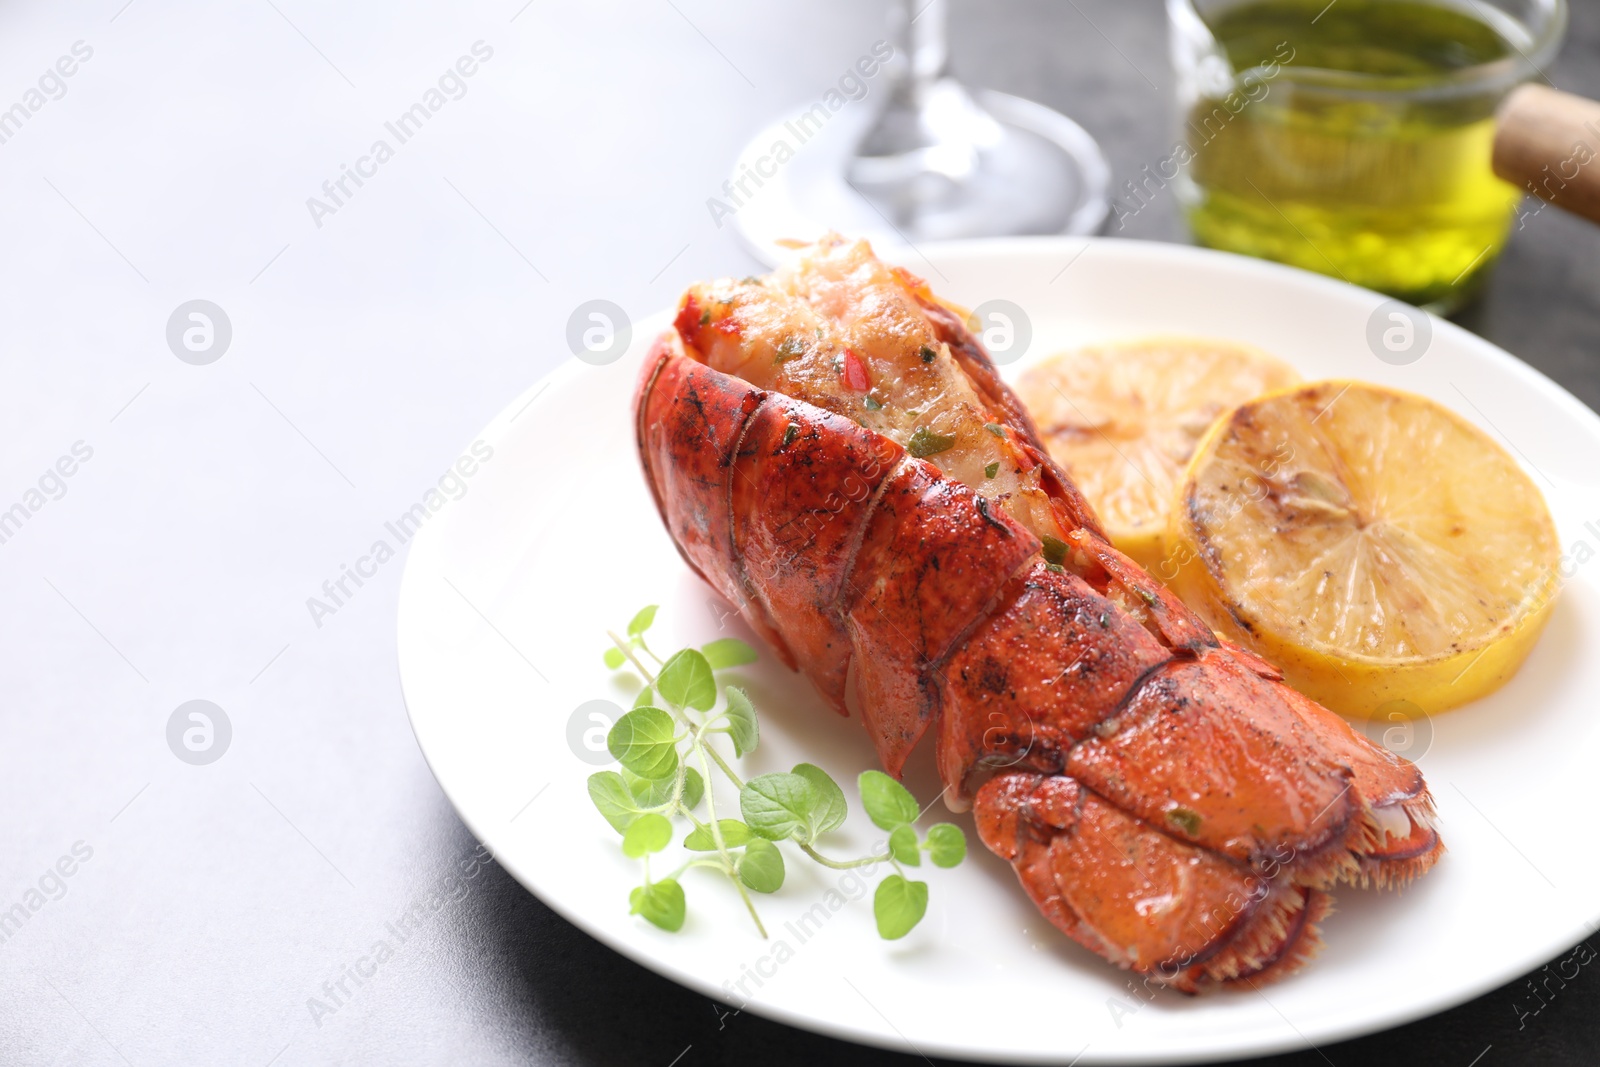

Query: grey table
<box><xmin>3</xmin><ymin>1</ymin><xmax>1595</xmax><ymax>1065</ymax></box>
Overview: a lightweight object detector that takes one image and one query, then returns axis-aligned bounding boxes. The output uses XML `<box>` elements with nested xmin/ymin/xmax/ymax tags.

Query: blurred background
<box><xmin>0</xmin><ymin>0</ymin><xmax>1596</xmax><ymax>1064</ymax></box>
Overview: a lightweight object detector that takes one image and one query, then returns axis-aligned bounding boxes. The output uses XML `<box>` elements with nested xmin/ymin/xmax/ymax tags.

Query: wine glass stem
<box><xmin>896</xmin><ymin>0</ymin><xmax>950</xmax><ymax>98</ymax></box>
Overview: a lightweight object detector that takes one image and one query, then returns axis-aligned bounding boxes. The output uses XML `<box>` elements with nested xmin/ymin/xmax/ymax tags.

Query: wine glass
<box><xmin>728</xmin><ymin>0</ymin><xmax>1109</xmax><ymax>265</ymax></box>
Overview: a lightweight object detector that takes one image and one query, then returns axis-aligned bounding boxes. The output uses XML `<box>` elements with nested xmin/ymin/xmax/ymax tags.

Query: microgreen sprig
<box><xmin>592</xmin><ymin>606</ymin><xmax>966</xmax><ymax>940</ymax></box>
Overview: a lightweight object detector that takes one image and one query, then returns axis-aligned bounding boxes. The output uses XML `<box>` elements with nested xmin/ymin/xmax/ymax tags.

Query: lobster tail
<box><xmin>634</xmin><ymin>235</ymin><xmax>1442</xmax><ymax>990</ymax></box>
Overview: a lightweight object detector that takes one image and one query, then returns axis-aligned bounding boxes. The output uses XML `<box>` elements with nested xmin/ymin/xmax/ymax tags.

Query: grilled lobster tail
<box><xmin>634</xmin><ymin>236</ymin><xmax>1441</xmax><ymax>990</ymax></box>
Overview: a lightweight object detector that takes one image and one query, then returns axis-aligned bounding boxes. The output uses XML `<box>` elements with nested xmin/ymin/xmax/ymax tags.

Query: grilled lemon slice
<box><xmin>1169</xmin><ymin>380</ymin><xmax>1561</xmax><ymax>719</ymax></box>
<box><xmin>1016</xmin><ymin>338</ymin><xmax>1300</xmax><ymax>572</ymax></box>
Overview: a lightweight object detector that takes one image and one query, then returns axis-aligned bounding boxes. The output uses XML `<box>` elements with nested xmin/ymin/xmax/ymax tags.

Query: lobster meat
<box><xmin>634</xmin><ymin>236</ymin><xmax>1441</xmax><ymax>990</ymax></box>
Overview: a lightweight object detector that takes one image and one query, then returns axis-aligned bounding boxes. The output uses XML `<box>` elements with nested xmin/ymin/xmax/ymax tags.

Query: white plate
<box><xmin>398</xmin><ymin>239</ymin><xmax>1600</xmax><ymax>1064</ymax></box>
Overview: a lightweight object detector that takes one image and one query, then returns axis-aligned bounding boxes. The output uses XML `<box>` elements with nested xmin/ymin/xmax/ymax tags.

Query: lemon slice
<box><xmin>1169</xmin><ymin>380</ymin><xmax>1561</xmax><ymax>719</ymax></box>
<box><xmin>1016</xmin><ymin>338</ymin><xmax>1300</xmax><ymax>572</ymax></box>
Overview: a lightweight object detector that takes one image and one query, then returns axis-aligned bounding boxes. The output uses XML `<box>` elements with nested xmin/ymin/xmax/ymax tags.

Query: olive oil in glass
<box><xmin>1178</xmin><ymin>0</ymin><xmax>1537</xmax><ymax>309</ymax></box>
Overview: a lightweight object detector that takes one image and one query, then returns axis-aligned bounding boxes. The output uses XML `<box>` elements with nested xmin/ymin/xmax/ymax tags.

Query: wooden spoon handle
<box><xmin>1493</xmin><ymin>83</ymin><xmax>1600</xmax><ymax>226</ymax></box>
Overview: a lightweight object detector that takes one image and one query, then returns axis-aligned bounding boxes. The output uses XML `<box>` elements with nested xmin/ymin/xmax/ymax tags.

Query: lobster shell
<box><xmin>634</xmin><ymin>241</ymin><xmax>1441</xmax><ymax>990</ymax></box>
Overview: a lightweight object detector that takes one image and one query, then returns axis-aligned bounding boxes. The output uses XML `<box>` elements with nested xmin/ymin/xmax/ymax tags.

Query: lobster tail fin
<box><xmin>973</xmin><ymin>771</ymin><xmax>1331</xmax><ymax>992</ymax></box>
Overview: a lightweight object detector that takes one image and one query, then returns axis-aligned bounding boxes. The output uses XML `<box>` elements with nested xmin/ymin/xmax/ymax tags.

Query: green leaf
<box><xmin>623</xmin><ymin>765</ymin><xmax>701</xmax><ymax>811</ymax></box>
<box><xmin>657</xmin><ymin>650</ymin><xmax>716</xmax><ymax>711</ymax></box>
<box><xmin>740</xmin><ymin>773</ymin><xmax>820</xmax><ymax>842</ymax></box>
<box><xmin>623</xmin><ymin>767</ymin><xmax>675</xmax><ymax>808</ymax></box>
<box><xmin>792</xmin><ymin>763</ymin><xmax>847</xmax><ymax>836</ymax></box>
<box><xmin>683</xmin><ymin>819</ymin><xmax>753</xmax><ymax>851</ymax></box>
<box><xmin>607</xmin><ymin>707</ymin><xmax>679</xmax><ymax>780</ymax></box>
<box><xmin>702</xmin><ymin>637</ymin><xmax>758</xmax><ymax>669</ymax></box>
<box><xmin>603</xmin><ymin>646</ymin><xmax>626</xmax><ymax>669</ymax></box>
<box><xmin>723</xmin><ymin>686</ymin><xmax>759</xmax><ymax>757</ymax></box>
<box><xmin>888</xmin><ymin>824</ymin><xmax>921</xmax><ymax>866</ymax></box>
<box><xmin>737</xmin><ymin>839</ymin><xmax>786</xmax><ymax>893</ymax></box>
<box><xmin>627</xmin><ymin>605</ymin><xmax>658</xmax><ymax>637</ymax></box>
<box><xmin>1040</xmin><ymin>536</ymin><xmax>1068</xmax><ymax>566</ymax></box>
<box><xmin>873</xmin><ymin>875</ymin><xmax>928</xmax><ymax>940</ymax></box>
<box><xmin>1166</xmin><ymin>807</ymin><xmax>1203</xmax><ymax>837</ymax></box>
<box><xmin>629</xmin><ymin>879</ymin><xmax>686</xmax><ymax>932</ymax></box>
<box><xmin>859</xmin><ymin>770</ymin><xmax>920</xmax><ymax>831</ymax></box>
<box><xmin>587</xmin><ymin>771</ymin><xmax>641</xmax><ymax>833</ymax></box>
<box><xmin>907</xmin><ymin>426</ymin><xmax>957</xmax><ymax>458</ymax></box>
<box><xmin>925</xmin><ymin>823</ymin><xmax>967</xmax><ymax>868</ymax></box>
<box><xmin>774</xmin><ymin>335</ymin><xmax>807</xmax><ymax>364</ymax></box>
<box><xmin>622</xmin><ymin>813</ymin><xmax>673</xmax><ymax>858</ymax></box>
<box><xmin>633</xmin><ymin>685</ymin><xmax>654</xmax><ymax>709</ymax></box>
<box><xmin>680</xmin><ymin>767</ymin><xmax>704</xmax><ymax>811</ymax></box>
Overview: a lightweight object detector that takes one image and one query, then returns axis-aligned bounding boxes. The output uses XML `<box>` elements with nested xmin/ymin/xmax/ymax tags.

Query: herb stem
<box><xmin>702</xmin><ymin>742</ymin><xmax>743</xmax><ymax>789</ymax></box>
<box><xmin>696</xmin><ymin>745</ymin><xmax>729</xmax><ymax>854</ymax></box>
<box><xmin>798</xmin><ymin>843</ymin><xmax>888</xmax><ymax>870</ymax></box>
<box><xmin>668</xmin><ymin>857</ymin><xmax>728</xmax><ymax>880</ymax></box>
<box><xmin>683</xmin><ymin>722</ymin><xmax>742</xmax><ymax>788</ymax></box>
<box><xmin>695</xmin><ymin>730</ymin><xmax>767</xmax><ymax>939</ymax></box>
<box><xmin>609</xmin><ymin>631</ymin><xmax>658</xmax><ymax>685</ymax></box>
<box><xmin>732</xmin><ymin>873</ymin><xmax>767</xmax><ymax>938</ymax></box>
<box><xmin>636</xmin><ymin>635</ymin><xmax>665</xmax><ymax>667</ymax></box>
